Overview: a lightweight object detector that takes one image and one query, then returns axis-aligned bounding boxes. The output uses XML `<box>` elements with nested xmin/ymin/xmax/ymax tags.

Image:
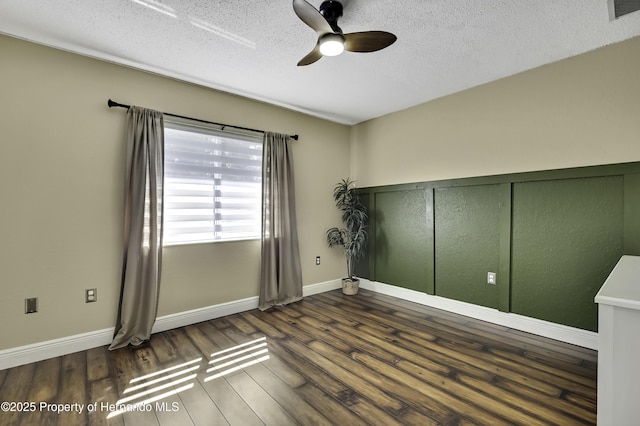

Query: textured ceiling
<box><xmin>1</xmin><ymin>0</ymin><xmax>639</xmax><ymax>124</ymax></box>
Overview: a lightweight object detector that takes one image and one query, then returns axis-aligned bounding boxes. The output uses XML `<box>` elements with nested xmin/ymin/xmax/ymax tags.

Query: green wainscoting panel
<box><xmin>434</xmin><ymin>184</ymin><xmax>502</xmax><ymax>309</ymax></box>
<box><xmin>511</xmin><ymin>176</ymin><xmax>624</xmax><ymax>331</ymax></box>
<box><xmin>497</xmin><ymin>183</ymin><xmax>512</xmax><ymax>313</ymax></box>
<box><xmin>354</xmin><ymin>189</ymin><xmax>372</xmax><ymax>280</ymax></box>
<box><xmin>374</xmin><ymin>189</ymin><xmax>430</xmax><ymax>292</ymax></box>
<box><xmin>360</xmin><ymin>162</ymin><xmax>640</xmax><ymax>333</ymax></box>
<box><xmin>623</xmin><ymin>174</ymin><xmax>640</xmax><ymax>256</ymax></box>
<box><xmin>425</xmin><ymin>189</ymin><xmax>435</xmax><ymax>295</ymax></box>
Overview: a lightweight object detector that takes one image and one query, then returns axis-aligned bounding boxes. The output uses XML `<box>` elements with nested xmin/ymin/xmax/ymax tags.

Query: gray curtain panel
<box><xmin>110</xmin><ymin>106</ymin><xmax>164</xmax><ymax>350</ymax></box>
<box><xmin>259</xmin><ymin>132</ymin><xmax>303</xmax><ymax>310</ymax></box>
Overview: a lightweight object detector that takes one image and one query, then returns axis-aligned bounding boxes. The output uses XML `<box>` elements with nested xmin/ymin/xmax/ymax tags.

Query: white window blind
<box><xmin>163</xmin><ymin>119</ymin><xmax>263</xmax><ymax>245</ymax></box>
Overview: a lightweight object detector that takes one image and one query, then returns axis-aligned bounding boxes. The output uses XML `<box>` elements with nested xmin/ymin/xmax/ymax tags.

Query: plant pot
<box><xmin>342</xmin><ymin>278</ymin><xmax>360</xmax><ymax>295</ymax></box>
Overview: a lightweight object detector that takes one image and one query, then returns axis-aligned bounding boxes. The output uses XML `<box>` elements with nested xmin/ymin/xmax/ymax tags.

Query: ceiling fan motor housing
<box><xmin>320</xmin><ymin>0</ymin><xmax>343</xmax><ymax>32</ymax></box>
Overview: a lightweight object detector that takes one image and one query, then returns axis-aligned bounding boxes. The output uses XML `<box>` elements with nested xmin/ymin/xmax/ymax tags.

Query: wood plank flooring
<box><xmin>0</xmin><ymin>289</ymin><xmax>597</xmax><ymax>425</ymax></box>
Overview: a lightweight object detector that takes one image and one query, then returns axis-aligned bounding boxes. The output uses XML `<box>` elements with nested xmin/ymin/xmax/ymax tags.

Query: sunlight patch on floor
<box><xmin>107</xmin><ymin>336</ymin><xmax>270</xmax><ymax>418</ymax></box>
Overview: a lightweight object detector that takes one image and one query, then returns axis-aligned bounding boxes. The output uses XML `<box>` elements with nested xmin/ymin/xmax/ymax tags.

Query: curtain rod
<box><xmin>107</xmin><ymin>99</ymin><xmax>299</xmax><ymax>141</ymax></box>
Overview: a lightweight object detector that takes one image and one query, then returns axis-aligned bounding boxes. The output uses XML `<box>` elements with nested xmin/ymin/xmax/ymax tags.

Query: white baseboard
<box><xmin>359</xmin><ymin>279</ymin><xmax>598</xmax><ymax>350</ymax></box>
<box><xmin>0</xmin><ymin>279</ymin><xmax>343</xmax><ymax>370</ymax></box>
<box><xmin>148</xmin><ymin>279</ymin><xmax>342</xmax><ymax>335</ymax></box>
<box><xmin>303</xmin><ymin>278</ymin><xmax>343</xmax><ymax>296</ymax></box>
<box><xmin>151</xmin><ymin>295</ymin><xmax>259</xmax><ymax>335</ymax></box>
<box><xmin>0</xmin><ymin>278</ymin><xmax>596</xmax><ymax>369</ymax></box>
<box><xmin>0</xmin><ymin>328</ymin><xmax>115</xmax><ymax>371</ymax></box>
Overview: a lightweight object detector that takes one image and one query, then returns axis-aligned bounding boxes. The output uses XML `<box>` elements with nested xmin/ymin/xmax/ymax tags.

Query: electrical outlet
<box><xmin>86</xmin><ymin>288</ymin><xmax>97</xmax><ymax>303</ymax></box>
<box><xmin>316</xmin><ymin>256</ymin><xmax>321</xmax><ymax>265</ymax></box>
<box><xmin>487</xmin><ymin>272</ymin><xmax>497</xmax><ymax>285</ymax></box>
<box><xmin>25</xmin><ymin>297</ymin><xmax>38</xmax><ymax>314</ymax></box>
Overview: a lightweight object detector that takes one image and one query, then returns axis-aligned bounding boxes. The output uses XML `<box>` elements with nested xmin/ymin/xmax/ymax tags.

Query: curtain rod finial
<box><xmin>108</xmin><ymin>99</ymin><xmax>130</xmax><ymax>109</ymax></box>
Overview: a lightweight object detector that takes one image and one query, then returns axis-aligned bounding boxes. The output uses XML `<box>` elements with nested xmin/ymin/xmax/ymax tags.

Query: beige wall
<box><xmin>351</xmin><ymin>36</ymin><xmax>640</xmax><ymax>187</ymax></box>
<box><xmin>0</xmin><ymin>35</ymin><xmax>350</xmax><ymax>350</ymax></box>
<box><xmin>3</xmin><ymin>33</ymin><xmax>639</xmax><ymax>352</ymax></box>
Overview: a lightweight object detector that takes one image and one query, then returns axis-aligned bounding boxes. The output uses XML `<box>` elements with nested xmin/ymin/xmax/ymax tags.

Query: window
<box><xmin>611</xmin><ymin>0</ymin><xmax>640</xmax><ymax>18</ymax></box>
<box><xmin>163</xmin><ymin>118</ymin><xmax>263</xmax><ymax>245</ymax></box>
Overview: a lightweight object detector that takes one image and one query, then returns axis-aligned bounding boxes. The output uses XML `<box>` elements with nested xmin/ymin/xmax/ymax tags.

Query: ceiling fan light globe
<box><xmin>319</xmin><ymin>33</ymin><xmax>345</xmax><ymax>56</ymax></box>
<box><xmin>320</xmin><ymin>40</ymin><xmax>344</xmax><ymax>56</ymax></box>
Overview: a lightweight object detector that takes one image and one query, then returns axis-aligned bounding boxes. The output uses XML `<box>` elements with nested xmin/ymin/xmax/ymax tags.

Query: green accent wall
<box><xmin>434</xmin><ymin>185</ymin><xmax>501</xmax><ymax>309</ymax></box>
<box><xmin>373</xmin><ymin>189</ymin><xmax>430</xmax><ymax>293</ymax></box>
<box><xmin>511</xmin><ymin>177</ymin><xmax>624</xmax><ymax>331</ymax></box>
<box><xmin>623</xmin><ymin>174</ymin><xmax>640</xmax><ymax>255</ymax></box>
<box><xmin>354</xmin><ymin>192</ymin><xmax>372</xmax><ymax>280</ymax></box>
<box><xmin>361</xmin><ymin>162</ymin><xmax>640</xmax><ymax>332</ymax></box>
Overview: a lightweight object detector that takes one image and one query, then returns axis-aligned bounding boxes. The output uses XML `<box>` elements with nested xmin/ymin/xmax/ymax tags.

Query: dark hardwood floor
<box><xmin>0</xmin><ymin>289</ymin><xmax>597</xmax><ymax>425</ymax></box>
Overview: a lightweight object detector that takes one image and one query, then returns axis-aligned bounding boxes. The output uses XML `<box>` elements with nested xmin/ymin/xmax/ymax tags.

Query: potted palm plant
<box><xmin>327</xmin><ymin>178</ymin><xmax>368</xmax><ymax>295</ymax></box>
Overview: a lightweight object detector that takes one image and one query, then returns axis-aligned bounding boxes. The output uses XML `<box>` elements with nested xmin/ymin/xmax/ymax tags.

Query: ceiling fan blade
<box><xmin>343</xmin><ymin>31</ymin><xmax>397</xmax><ymax>53</ymax></box>
<box><xmin>292</xmin><ymin>0</ymin><xmax>333</xmax><ymax>34</ymax></box>
<box><xmin>297</xmin><ymin>44</ymin><xmax>323</xmax><ymax>66</ymax></box>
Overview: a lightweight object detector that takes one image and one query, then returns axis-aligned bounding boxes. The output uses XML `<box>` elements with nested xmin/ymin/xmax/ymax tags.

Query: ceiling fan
<box><xmin>292</xmin><ymin>0</ymin><xmax>397</xmax><ymax>66</ymax></box>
